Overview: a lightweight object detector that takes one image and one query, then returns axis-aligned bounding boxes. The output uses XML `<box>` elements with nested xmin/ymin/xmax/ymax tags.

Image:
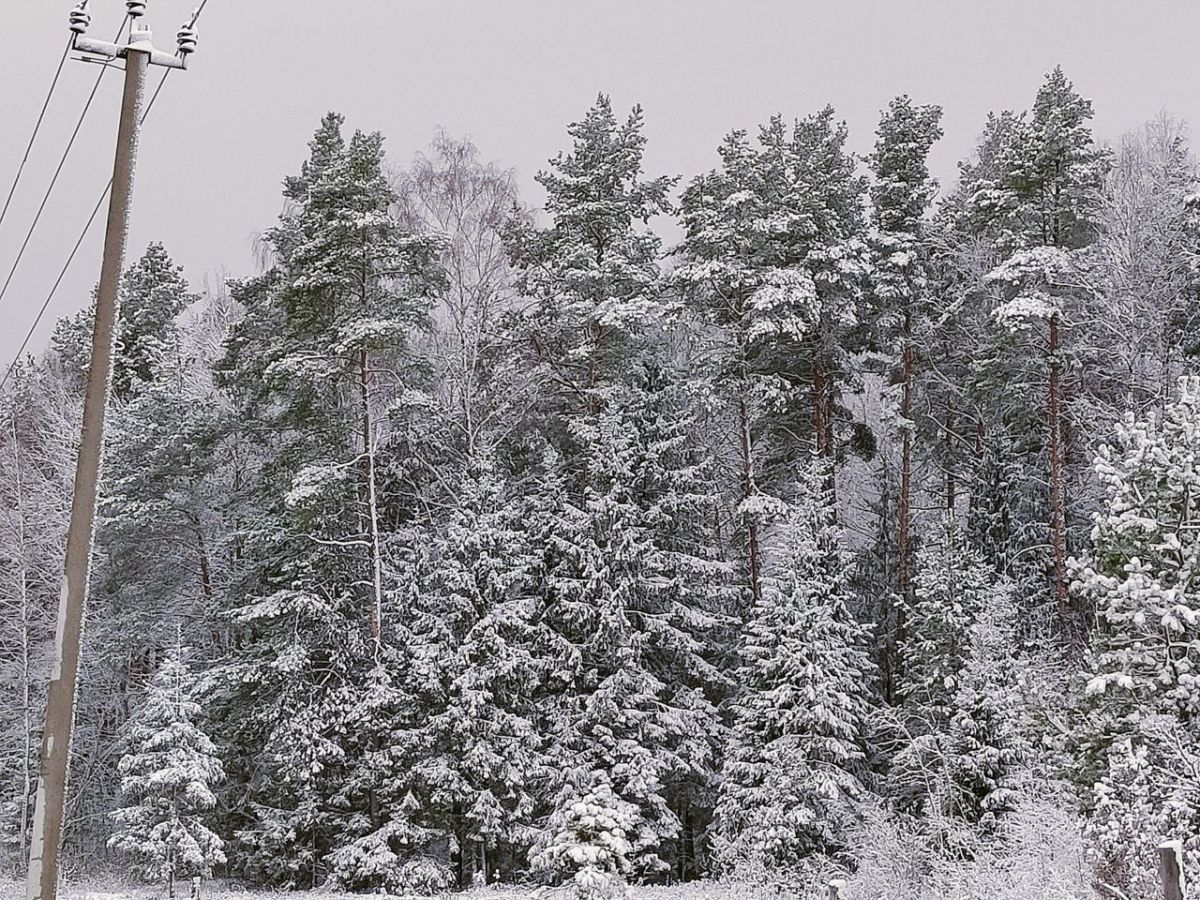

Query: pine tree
<box><xmin>112</xmin><ymin>243</ymin><xmax>196</xmax><ymax>399</ymax></box>
<box><xmin>866</xmin><ymin>95</ymin><xmax>944</xmax><ymax>701</ymax></box>
<box><xmin>508</xmin><ymin>93</ymin><xmax>675</xmax><ymax>424</ymax></box>
<box><xmin>714</xmin><ymin>463</ymin><xmax>874</xmax><ymax>868</ymax></box>
<box><xmin>676</xmin><ymin>128</ymin><xmax>817</xmax><ymax>610</ymax></box>
<box><xmin>212</xmin><ymin>112</ymin><xmax>444</xmax><ymax>886</ymax></box>
<box><xmin>47</xmin><ymin>242</ymin><xmax>194</xmax><ymax>398</ymax></box>
<box><xmin>108</xmin><ymin>645</ymin><xmax>225</xmax><ymax>896</ymax></box>
<box><xmin>679</xmin><ymin>110</ymin><xmax>869</xmax><ymax>481</ymax></box>
<box><xmin>969</xmin><ymin>68</ymin><xmax>1108</xmax><ymax>642</ymax></box>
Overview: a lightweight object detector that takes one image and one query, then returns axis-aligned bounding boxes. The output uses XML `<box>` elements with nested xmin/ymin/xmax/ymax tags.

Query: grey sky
<box><xmin>2</xmin><ymin>1</ymin><xmax>1199</xmax><ymax>367</ymax></box>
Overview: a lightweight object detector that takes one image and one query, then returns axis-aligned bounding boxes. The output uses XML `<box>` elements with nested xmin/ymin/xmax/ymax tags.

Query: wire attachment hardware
<box><xmin>68</xmin><ymin>2</ymin><xmax>92</xmax><ymax>35</ymax></box>
<box><xmin>176</xmin><ymin>24</ymin><xmax>197</xmax><ymax>56</ymax></box>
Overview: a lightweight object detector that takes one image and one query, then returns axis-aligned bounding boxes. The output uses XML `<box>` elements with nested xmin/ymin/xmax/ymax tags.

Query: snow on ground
<box><xmin>0</xmin><ymin>881</ymin><xmax>770</xmax><ymax>900</ymax></box>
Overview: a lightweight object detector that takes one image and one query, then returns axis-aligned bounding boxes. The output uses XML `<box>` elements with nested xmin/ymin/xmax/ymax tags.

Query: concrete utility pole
<box><xmin>1160</xmin><ymin>840</ymin><xmax>1186</xmax><ymax>900</ymax></box>
<box><xmin>26</xmin><ymin>4</ymin><xmax>198</xmax><ymax>898</ymax></box>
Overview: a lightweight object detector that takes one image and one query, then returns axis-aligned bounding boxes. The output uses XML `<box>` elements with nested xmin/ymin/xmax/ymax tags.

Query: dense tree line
<box><xmin>2</xmin><ymin>68</ymin><xmax>1200</xmax><ymax>895</ymax></box>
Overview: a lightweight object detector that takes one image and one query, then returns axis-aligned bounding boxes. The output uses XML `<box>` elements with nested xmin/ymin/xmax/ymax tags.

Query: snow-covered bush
<box><xmin>847</xmin><ymin>789</ymin><xmax>1091</xmax><ymax>900</ymax></box>
<box><xmin>325</xmin><ymin>817</ymin><xmax>454</xmax><ymax>896</ymax></box>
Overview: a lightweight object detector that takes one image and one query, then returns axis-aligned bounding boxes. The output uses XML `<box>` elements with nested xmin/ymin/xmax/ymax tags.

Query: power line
<box><xmin>0</xmin><ymin>60</ymin><xmax>173</xmax><ymax>393</ymax></box>
<box><xmin>0</xmin><ymin>1</ymin><xmax>214</xmax><ymax>393</ymax></box>
<box><xmin>0</xmin><ymin>18</ymin><xmax>130</xmax><ymax>313</ymax></box>
<box><xmin>0</xmin><ymin>38</ymin><xmax>73</xmax><ymax>233</ymax></box>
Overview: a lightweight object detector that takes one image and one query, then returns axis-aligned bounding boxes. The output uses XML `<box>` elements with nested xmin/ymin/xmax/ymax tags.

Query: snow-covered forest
<box><xmin>2</xmin><ymin>66</ymin><xmax>1199</xmax><ymax>898</ymax></box>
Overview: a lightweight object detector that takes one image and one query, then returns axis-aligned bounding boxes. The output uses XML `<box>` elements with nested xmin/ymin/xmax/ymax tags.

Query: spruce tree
<box><xmin>512</xmin><ymin>97</ymin><xmax>727</xmax><ymax>881</ymax></box>
<box><xmin>531</xmin><ymin>781</ymin><xmax>637</xmax><ymax>900</ymax></box>
<box><xmin>422</xmin><ymin>455</ymin><xmax>547</xmax><ymax>885</ymax></box>
<box><xmin>714</xmin><ymin>462</ymin><xmax>874</xmax><ymax>868</ymax></box>
<box><xmin>533</xmin><ymin>402</ymin><xmax>725</xmax><ymax>881</ymax></box>
<box><xmin>109</xmin><ymin>645</ymin><xmax>225</xmax><ymax>896</ymax></box>
<box><xmin>894</xmin><ymin>517</ymin><xmax>1026</xmax><ymax>831</ymax></box>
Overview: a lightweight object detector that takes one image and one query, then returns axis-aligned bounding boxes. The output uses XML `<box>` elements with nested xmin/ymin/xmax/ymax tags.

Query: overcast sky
<box><xmin>2</xmin><ymin>1</ymin><xmax>1199</xmax><ymax>367</ymax></box>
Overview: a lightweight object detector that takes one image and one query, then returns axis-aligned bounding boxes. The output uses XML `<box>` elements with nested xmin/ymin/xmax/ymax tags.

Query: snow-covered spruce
<box><xmin>714</xmin><ymin>461</ymin><xmax>874</xmax><ymax>869</ymax></box>
<box><xmin>532</xmin><ymin>782</ymin><xmax>637</xmax><ymax>900</ymax></box>
<box><xmin>891</xmin><ymin>516</ymin><xmax>1026</xmax><ymax>832</ymax></box>
<box><xmin>1075</xmin><ymin>378</ymin><xmax>1200</xmax><ymax>890</ymax></box>
<box><xmin>108</xmin><ymin>644</ymin><xmax>225</xmax><ymax>896</ymax></box>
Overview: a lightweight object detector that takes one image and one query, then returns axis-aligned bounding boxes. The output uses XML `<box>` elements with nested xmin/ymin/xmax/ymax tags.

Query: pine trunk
<box><xmin>891</xmin><ymin>323</ymin><xmax>915</xmax><ymax>706</ymax></box>
<box><xmin>191</xmin><ymin>514</ymin><xmax>213</xmax><ymax>603</ymax></box>
<box><xmin>897</xmin><ymin>317</ymin><xmax>913</xmax><ymax>601</ymax></box>
<box><xmin>812</xmin><ymin>343</ymin><xmax>831</xmax><ymax>459</ymax></box>
<box><xmin>1048</xmin><ymin>313</ymin><xmax>1070</xmax><ymax>643</ymax></box>
<box><xmin>737</xmin><ymin>396</ymin><xmax>762</xmax><ymax>609</ymax></box>
<box><xmin>811</xmin><ymin>333</ymin><xmax>837</xmax><ymax>505</ymax></box>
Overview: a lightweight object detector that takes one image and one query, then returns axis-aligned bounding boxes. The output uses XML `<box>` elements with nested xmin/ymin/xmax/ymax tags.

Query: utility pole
<box><xmin>26</xmin><ymin>4</ymin><xmax>198</xmax><ymax>898</ymax></box>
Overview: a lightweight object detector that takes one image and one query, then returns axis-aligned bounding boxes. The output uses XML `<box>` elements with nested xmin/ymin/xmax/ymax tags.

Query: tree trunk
<box><xmin>359</xmin><ymin>347</ymin><xmax>384</xmax><ymax>647</ymax></box>
<box><xmin>812</xmin><ymin>343</ymin><xmax>832</xmax><ymax>459</ymax></box>
<box><xmin>737</xmin><ymin>397</ymin><xmax>762</xmax><ymax>609</ymax></box>
<box><xmin>1048</xmin><ymin>313</ymin><xmax>1071</xmax><ymax>644</ymax></box>
<box><xmin>811</xmin><ymin>330</ymin><xmax>837</xmax><ymax>504</ymax></box>
<box><xmin>944</xmin><ymin>410</ymin><xmax>956</xmax><ymax>513</ymax></box>
<box><xmin>897</xmin><ymin>315</ymin><xmax>914</xmax><ymax>601</ymax></box>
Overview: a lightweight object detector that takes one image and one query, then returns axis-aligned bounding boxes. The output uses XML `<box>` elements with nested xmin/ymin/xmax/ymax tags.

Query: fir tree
<box><xmin>109</xmin><ymin>645</ymin><xmax>225</xmax><ymax>896</ymax></box>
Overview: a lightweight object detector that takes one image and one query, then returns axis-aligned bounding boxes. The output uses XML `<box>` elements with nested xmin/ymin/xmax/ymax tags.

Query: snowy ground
<box><xmin>0</xmin><ymin>882</ymin><xmax>768</xmax><ymax>900</ymax></box>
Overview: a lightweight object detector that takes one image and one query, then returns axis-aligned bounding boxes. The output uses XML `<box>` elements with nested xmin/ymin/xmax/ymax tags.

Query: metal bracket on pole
<box><xmin>75</xmin><ymin>27</ymin><xmax>188</xmax><ymax>70</ymax></box>
<box><xmin>68</xmin><ymin>1</ymin><xmax>200</xmax><ymax>70</ymax></box>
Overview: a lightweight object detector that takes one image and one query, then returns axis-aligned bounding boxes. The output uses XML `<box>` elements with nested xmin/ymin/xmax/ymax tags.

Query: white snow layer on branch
<box><xmin>993</xmin><ymin>291</ymin><xmax>1060</xmax><ymax>330</ymax></box>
